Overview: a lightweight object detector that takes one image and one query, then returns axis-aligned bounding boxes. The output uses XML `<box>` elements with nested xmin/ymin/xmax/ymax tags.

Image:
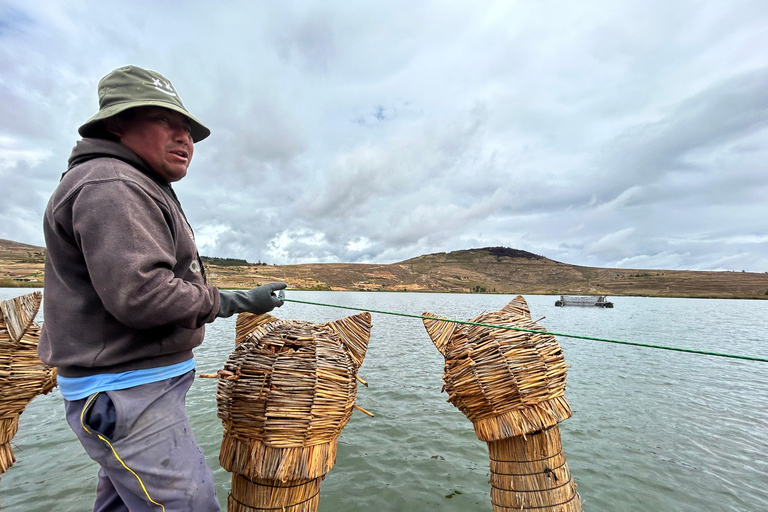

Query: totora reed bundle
<box><xmin>424</xmin><ymin>296</ymin><xmax>581</xmax><ymax>511</ymax></box>
<box><xmin>216</xmin><ymin>311</ymin><xmax>372</xmax><ymax>511</ymax></box>
<box><xmin>0</xmin><ymin>291</ymin><xmax>57</xmax><ymax>474</ymax></box>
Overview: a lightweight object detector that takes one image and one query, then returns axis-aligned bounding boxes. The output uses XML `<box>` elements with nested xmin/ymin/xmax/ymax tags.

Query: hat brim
<box><xmin>78</xmin><ymin>99</ymin><xmax>211</xmax><ymax>143</ymax></box>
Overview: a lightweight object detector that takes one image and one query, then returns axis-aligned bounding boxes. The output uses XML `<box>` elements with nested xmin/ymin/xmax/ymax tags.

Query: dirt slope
<box><xmin>1</xmin><ymin>241</ymin><xmax>766</xmax><ymax>298</ymax></box>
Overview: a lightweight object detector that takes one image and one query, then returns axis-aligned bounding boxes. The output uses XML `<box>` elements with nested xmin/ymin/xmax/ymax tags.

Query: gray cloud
<box><xmin>1</xmin><ymin>0</ymin><xmax>767</xmax><ymax>271</ymax></box>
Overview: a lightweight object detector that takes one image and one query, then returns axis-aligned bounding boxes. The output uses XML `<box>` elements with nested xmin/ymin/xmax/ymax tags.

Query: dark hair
<box><xmin>98</xmin><ymin>108</ymin><xmax>137</xmax><ymax>141</ymax></box>
<box><xmin>115</xmin><ymin>109</ymin><xmax>137</xmax><ymax>122</ymax></box>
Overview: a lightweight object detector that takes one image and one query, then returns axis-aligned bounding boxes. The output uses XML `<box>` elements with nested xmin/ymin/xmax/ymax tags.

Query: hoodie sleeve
<box><xmin>68</xmin><ymin>174</ymin><xmax>219</xmax><ymax>330</ymax></box>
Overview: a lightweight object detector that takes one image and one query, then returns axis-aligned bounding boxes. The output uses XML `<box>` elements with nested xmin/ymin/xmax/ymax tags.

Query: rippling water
<box><xmin>1</xmin><ymin>289</ymin><xmax>767</xmax><ymax>511</ymax></box>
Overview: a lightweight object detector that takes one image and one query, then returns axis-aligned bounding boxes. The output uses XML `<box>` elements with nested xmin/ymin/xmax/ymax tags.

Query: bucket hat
<box><xmin>78</xmin><ymin>65</ymin><xmax>210</xmax><ymax>143</ymax></box>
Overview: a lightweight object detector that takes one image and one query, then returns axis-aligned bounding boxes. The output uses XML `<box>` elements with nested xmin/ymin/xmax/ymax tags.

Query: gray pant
<box><xmin>65</xmin><ymin>371</ymin><xmax>220</xmax><ymax>512</ymax></box>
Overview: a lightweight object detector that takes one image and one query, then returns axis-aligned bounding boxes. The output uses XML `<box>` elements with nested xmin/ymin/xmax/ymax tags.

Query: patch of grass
<box><xmin>0</xmin><ymin>278</ymin><xmax>43</xmax><ymax>288</ymax></box>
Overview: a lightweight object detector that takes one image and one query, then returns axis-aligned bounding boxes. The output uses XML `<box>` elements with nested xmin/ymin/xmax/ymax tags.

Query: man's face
<box><xmin>110</xmin><ymin>107</ymin><xmax>194</xmax><ymax>183</ymax></box>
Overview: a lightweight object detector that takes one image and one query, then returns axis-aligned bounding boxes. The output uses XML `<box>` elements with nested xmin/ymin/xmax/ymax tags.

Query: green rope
<box><xmin>283</xmin><ymin>298</ymin><xmax>768</xmax><ymax>364</ymax></box>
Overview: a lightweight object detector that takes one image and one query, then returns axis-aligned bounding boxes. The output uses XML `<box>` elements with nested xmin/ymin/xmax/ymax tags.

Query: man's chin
<box><xmin>157</xmin><ymin>168</ymin><xmax>188</xmax><ymax>183</ymax></box>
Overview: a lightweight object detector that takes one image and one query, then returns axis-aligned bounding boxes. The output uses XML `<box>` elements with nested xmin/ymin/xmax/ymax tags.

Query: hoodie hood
<box><xmin>68</xmin><ymin>138</ymin><xmax>152</xmax><ymax>175</ymax></box>
<box><xmin>65</xmin><ymin>138</ymin><xmax>184</xmax><ymax>208</ymax></box>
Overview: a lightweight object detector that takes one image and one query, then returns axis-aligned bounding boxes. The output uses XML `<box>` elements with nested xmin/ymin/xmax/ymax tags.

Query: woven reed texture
<box><xmin>220</xmin><ymin>436</ymin><xmax>338</xmax><ymax>482</ymax></box>
<box><xmin>424</xmin><ymin>296</ymin><xmax>581</xmax><ymax>511</ymax></box>
<box><xmin>218</xmin><ymin>311</ymin><xmax>372</xmax><ymax>511</ymax></box>
<box><xmin>228</xmin><ymin>474</ymin><xmax>321</xmax><ymax>512</ymax></box>
<box><xmin>0</xmin><ymin>291</ymin><xmax>57</xmax><ymax>474</ymax></box>
<box><xmin>423</xmin><ymin>296</ymin><xmax>571</xmax><ymax>441</ymax></box>
<box><xmin>235</xmin><ymin>313</ymin><xmax>279</xmax><ymax>345</ymax></box>
<box><xmin>488</xmin><ymin>426</ymin><xmax>581</xmax><ymax>511</ymax></box>
<box><xmin>0</xmin><ymin>417</ymin><xmax>19</xmax><ymax>472</ymax></box>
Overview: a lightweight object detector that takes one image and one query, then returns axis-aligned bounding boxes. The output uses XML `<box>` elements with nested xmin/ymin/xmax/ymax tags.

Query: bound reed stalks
<box><xmin>216</xmin><ymin>311</ymin><xmax>372</xmax><ymax>511</ymax></box>
<box><xmin>0</xmin><ymin>416</ymin><xmax>20</xmax><ymax>473</ymax></box>
<box><xmin>423</xmin><ymin>296</ymin><xmax>571</xmax><ymax>441</ymax></box>
<box><xmin>488</xmin><ymin>426</ymin><xmax>580</xmax><ymax>511</ymax></box>
<box><xmin>228</xmin><ymin>474</ymin><xmax>321</xmax><ymax>512</ymax></box>
<box><xmin>423</xmin><ymin>296</ymin><xmax>582</xmax><ymax>511</ymax></box>
<box><xmin>0</xmin><ymin>291</ymin><xmax>57</xmax><ymax>474</ymax></box>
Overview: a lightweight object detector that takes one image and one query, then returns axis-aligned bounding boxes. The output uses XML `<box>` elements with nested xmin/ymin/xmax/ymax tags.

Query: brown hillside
<box><xmin>0</xmin><ymin>239</ymin><xmax>45</xmax><ymax>287</ymax></box>
<box><xmin>395</xmin><ymin>247</ymin><xmax>768</xmax><ymax>298</ymax></box>
<box><xmin>1</xmin><ymin>240</ymin><xmax>766</xmax><ymax>298</ymax></box>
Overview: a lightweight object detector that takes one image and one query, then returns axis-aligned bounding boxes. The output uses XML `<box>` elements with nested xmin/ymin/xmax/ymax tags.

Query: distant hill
<box><xmin>394</xmin><ymin>247</ymin><xmax>768</xmax><ymax>297</ymax></box>
<box><xmin>0</xmin><ymin>238</ymin><xmax>46</xmax><ymax>254</ymax></box>
<box><xmin>0</xmin><ymin>239</ymin><xmax>46</xmax><ymax>287</ymax></box>
<box><xmin>400</xmin><ymin>247</ymin><xmax>549</xmax><ymax>263</ymax></box>
<box><xmin>209</xmin><ymin>247</ymin><xmax>768</xmax><ymax>298</ymax></box>
<box><xmin>1</xmin><ymin>240</ymin><xmax>767</xmax><ymax>298</ymax></box>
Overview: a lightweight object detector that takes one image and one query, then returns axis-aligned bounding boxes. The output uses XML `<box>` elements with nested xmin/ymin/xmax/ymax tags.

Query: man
<box><xmin>39</xmin><ymin>65</ymin><xmax>285</xmax><ymax>511</ymax></box>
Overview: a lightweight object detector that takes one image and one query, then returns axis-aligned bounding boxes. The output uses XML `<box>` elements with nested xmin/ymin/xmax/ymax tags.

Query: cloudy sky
<box><xmin>1</xmin><ymin>1</ymin><xmax>767</xmax><ymax>271</ymax></box>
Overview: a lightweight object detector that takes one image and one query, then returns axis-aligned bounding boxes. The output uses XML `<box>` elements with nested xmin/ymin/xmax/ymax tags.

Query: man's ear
<box><xmin>103</xmin><ymin>116</ymin><xmax>124</xmax><ymax>139</ymax></box>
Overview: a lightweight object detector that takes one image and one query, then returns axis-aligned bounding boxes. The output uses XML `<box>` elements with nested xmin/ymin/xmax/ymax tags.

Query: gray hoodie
<box><xmin>39</xmin><ymin>138</ymin><xmax>220</xmax><ymax>378</ymax></box>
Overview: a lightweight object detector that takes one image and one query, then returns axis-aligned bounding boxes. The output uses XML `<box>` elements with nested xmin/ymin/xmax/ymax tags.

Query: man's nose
<box><xmin>173</xmin><ymin>126</ymin><xmax>192</xmax><ymax>144</ymax></box>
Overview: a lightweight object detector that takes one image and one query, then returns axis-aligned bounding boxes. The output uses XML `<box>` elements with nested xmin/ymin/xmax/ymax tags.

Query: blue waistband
<box><xmin>57</xmin><ymin>358</ymin><xmax>196</xmax><ymax>400</ymax></box>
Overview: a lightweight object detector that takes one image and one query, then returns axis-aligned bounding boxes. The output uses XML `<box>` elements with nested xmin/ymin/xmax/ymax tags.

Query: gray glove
<box><xmin>217</xmin><ymin>282</ymin><xmax>287</xmax><ymax>318</ymax></box>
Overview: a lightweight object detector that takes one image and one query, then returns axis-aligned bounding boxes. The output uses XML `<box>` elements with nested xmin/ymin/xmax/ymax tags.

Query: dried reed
<box><xmin>217</xmin><ymin>311</ymin><xmax>372</xmax><ymax>511</ymax></box>
<box><xmin>423</xmin><ymin>296</ymin><xmax>571</xmax><ymax>441</ymax></box>
<box><xmin>488</xmin><ymin>426</ymin><xmax>581</xmax><ymax>511</ymax></box>
<box><xmin>423</xmin><ymin>296</ymin><xmax>581</xmax><ymax>511</ymax></box>
<box><xmin>227</xmin><ymin>474</ymin><xmax>321</xmax><ymax>512</ymax></box>
<box><xmin>0</xmin><ymin>291</ymin><xmax>57</xmax><ymax>474</ymax></box>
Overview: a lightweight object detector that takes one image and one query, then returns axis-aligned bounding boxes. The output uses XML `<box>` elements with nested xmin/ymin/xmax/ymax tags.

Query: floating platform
<box><xmin>555</xmin><ymin>295</ymin><xmax>614</xmax><ymax>308</ymax></box>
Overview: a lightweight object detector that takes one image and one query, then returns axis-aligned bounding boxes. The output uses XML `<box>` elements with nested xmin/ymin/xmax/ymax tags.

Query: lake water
<box><xmin>1</xmin><ymin>289</ymin><xmax>767</xmax><ymax>511</ymax></box>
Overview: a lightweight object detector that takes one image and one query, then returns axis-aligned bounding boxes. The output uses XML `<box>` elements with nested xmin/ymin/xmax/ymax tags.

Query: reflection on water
<box><xmin>1</xmin><ymin>289</ymin><xmax>767</xmax><ymax>511</ymax></box>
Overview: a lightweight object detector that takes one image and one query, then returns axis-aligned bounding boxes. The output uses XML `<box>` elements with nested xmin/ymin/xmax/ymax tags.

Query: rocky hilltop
<box><xmin>395</xmin><ymin>247</ymin><xmax>768</xmax><ymax>298</ymax></box>
<box><xmin>1</xmin><ymin>239</ymin><xmax>766</xmax><ymax>298</ymax></box>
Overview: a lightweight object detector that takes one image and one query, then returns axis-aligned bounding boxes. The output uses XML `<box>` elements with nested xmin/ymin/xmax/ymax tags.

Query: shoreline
<box><xmin>2</xmin><ymin>282</ymin><xmax>767</xmax><ymax>300</ymax></box>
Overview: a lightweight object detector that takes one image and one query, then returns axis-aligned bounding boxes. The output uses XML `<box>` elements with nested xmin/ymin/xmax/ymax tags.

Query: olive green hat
<box><xmin>78</xmin><ymin>65</ymin><xmax>210</xmax><ymax>143</ymax></box>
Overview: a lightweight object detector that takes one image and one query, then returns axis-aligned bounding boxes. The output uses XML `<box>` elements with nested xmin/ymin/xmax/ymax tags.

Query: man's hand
<box><xmin>217</xmin><ymin>282</ymin><xmax>287</xmax><ymax>318</ymax></box>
